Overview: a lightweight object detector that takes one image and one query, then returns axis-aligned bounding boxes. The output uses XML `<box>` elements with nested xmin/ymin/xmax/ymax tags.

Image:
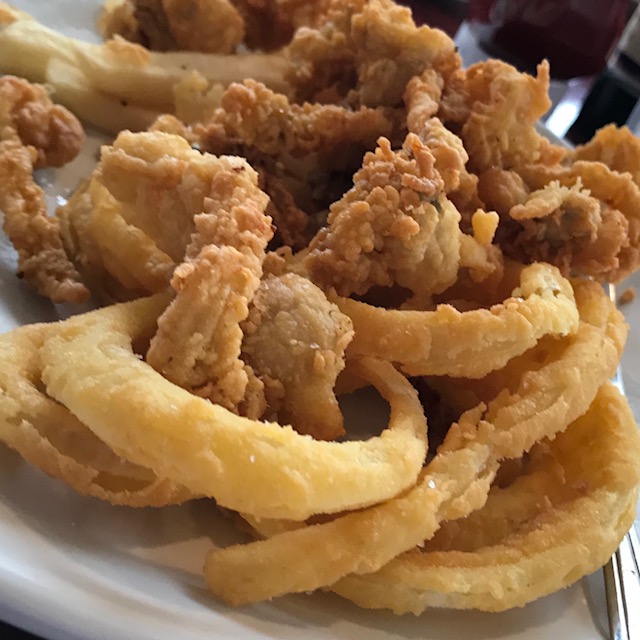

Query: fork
<box><xmin>604</xmin><ymin>284</ymin><xmax>640</xmax><ymax>640</ymax></box>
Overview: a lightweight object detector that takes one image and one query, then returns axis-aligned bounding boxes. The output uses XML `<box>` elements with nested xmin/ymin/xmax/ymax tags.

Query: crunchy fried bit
<box><xmin>198</xmin><ymin>79</ymin><xmax>402</xmax><ymax>247</ymax></box>
<box><xmin>241</xmin><ymin>273</ymin><xmax>353</xmax><ymax>440</ymax></box>
<box><xmin>518</xmin><ymin>161</ymin><xmax>640</xmax><ymax>282</ymax></box>
<box><xmin>0</xmin><ymin>76</ymin><xmax>88</xmax><ymax>303</ymax></box>
<box><xmin>457</xmin><ymin>209</ymin><xmax>503</xmax><ymax>285</ymax></box>
<box><xmin>619</xmin><ymin>286</ymin><xmax>636</xmax><ymax>305</ymax></box>
<box><xmin>404</xmin><ymin>69</ymin><xmax>443</xmax><ymax>135</ymax></box>
<box><xmin>145</xmin><ymin>148</ymin><xmax>273</xmax><ymax>411</ymax></box>
<box><xmin>570</xmin><ymin>124</ymin><xmax>640</xmax><ymax>187</ymax></box>
<box><xmin>461</xmin><ymin>60</ymin><xmax>565</xmax><ymax>173</ymax></box>
<box><xmin>303</xmin><ymin>133</ymin><xmax>461</xmax><ymax>301</ymax></box>
<box><xmin>100</xmin><ymin>0</ymin><xmax>245</xmax><ymax>54</ymax></box>
<box><xmin>502</xmin><ymin>180</ymin><xmax>628</xmax><ymax>281</ymax></box>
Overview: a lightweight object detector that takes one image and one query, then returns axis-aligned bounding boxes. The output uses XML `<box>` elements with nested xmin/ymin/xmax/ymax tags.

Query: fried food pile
<box><xmin>1</xmin><ymin>0</ymin><xmax>640</xmax><ymax>616</ymax></box>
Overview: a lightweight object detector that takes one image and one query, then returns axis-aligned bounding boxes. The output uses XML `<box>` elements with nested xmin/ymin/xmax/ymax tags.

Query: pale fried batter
<box><xmin>0</xmin><ymin>76</ymin><xmax>88</xmax><ymax>303</ymax></box>
<box><xmin>145</xmin><ymin>148</ymin><xmax>272</xmax><ymax>412</ymax></box>
<box><xmin>461</xmin><ymin>60</ymin><xmax>565</xmax><ymax>173</ymax></box>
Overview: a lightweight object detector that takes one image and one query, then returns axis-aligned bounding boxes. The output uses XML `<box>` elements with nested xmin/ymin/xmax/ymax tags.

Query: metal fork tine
<box><xmin>604</xmin><ymin>528</ymin><xmax>640</xmax><ymax>640</ymax></box>
<box><xmin>604</xmin><ymin>283</ymin><xmax>640</xmax><ymax>640</ymax></box>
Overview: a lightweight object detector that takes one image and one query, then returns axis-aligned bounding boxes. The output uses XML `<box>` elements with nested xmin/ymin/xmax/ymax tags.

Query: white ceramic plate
<box><xmin>1</xmin><ymin>2</ymin><xmax>638</xmax><ymax>638</ymax></box>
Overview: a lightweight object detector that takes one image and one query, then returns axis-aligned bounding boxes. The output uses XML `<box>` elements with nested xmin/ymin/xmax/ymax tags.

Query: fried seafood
<box><xmin>146</xmin><ymin>154</ymin><xmax>272</xmax><ymax>411</ymax></box>
<box><xmin>460</xmin><ymin>60</ymin><xmax>565</xmax><ymax>173</ymax></box>
<box><xmin>100</xmin><ymin>0</ymin><xmax>245</xmax><ymax>54</ymax></box>
<box><xmin>101</xmin><ymin>0</ymin><xmax>341</xmax><ymax>53</ymax></box>
<box><xmin>516</xmin><ymin>161</ymin><xmax>640</xmax><ymax>282</ymax></box>
<box><xmin>303</xmin><ymin>133</ymin><xmax>460</xmax><ymax>301</ymax></box>
<box><xmin>284</xmin><ymin>0</ymin><xmax>457</xmax><ymax>106</ymax></box>
<box><xmin>1</xmin><ymin>0</ymin><xmax>640</xmax><ymax>622</ymax></box>
<box><xmin>570</xmin><ymin>123</ymin><xmax>640</xmax><ymax>186</ymax></box>
<box><xmin>198</xmin><ymin>79</ymin><xmax>403</xmax><ymax>248</ymax></box>
<box><xmin>0</xmin><ymin>76</ymin><xmax>88</xmax><ymax>303</ymax></box>
<box><xmin>241</xmin><ymin>273</ymin><xmax>354</xmax><ymax>440</ymax></box>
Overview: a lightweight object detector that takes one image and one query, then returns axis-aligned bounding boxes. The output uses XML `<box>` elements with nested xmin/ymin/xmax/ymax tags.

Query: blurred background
<box><xmin>401</xmin><ymin>0</ymin><xmax>640</xmax><ymax>143</ymax></box>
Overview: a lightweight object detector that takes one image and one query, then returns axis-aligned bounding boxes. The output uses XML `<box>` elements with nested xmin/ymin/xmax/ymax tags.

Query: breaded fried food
<box><xmin>100</xmin><ymin>0</ymin><xmax>245</xmax><ymax>54</ymax></box>
<box><xmin>570</xmin><ymin>123</ymin><xmax>640</xmax><ymax>186</ymax></box>
<box><xmin>285</xmin><ymin>0</ymin><xmax>457</xmax><ymax>107</ymax></box>
<box><xmin>241</xmin><ymin>273</ymin><xmax>354</xmax><ymax>440</ymax></box>
<box><xmin>461</xmin><ymin>60</ymin><xmax>565</xmax><ymax>173</ymax></box>
<box><xmin>142</xmin><ymin>142</ymin><xmax>272</xmax><ymax>411</ymax></box>
<box><xmin>0</xmin><ymin>76</ymin><xmax>88</xmax><ymax>303</ymax></box>
<box><xmin>303</xmin><ymin>133</ymin><xmax>461</xmax><ymax>302</ymax></box>
<box><xmin>517</xmin><ymin>161</ymin><xmax>640</xmax><ymax>282</ymax></box>
<box><xmin>198</xmin><ymin>79</ymin><xmax>403</xmax><ymax>248</ymax></box>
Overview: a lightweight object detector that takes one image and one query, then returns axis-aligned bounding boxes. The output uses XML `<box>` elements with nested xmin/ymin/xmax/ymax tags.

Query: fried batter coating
<box><xmin>100</xmin><ymin>0</ymin><xmax>245</xmax><ymax>54</ymax></box>
<box><xmin>570</xmin><ymin>124</ymin><xmax>640</xmax><ymax>186</ymax></box>
<box><xmin>198</xmin><ymin>79</ymin><xmax>402</xmax><ymax>248</ymax></box>
<box><xmin>461</xmin><ymin>60</ymin><xmax>565</xmax><ymax>173</ymax></box>
<box><xmin>146</xmin><ymin>152</ymin><xmax>273</xmax><ymax>412</ymax></box>
<box><xmin>517</xmin><ymin>161</ymin><xmax>640</xmax><ymax>282</ymax></box>
<box><xmin>303</xmin><ymin>133</ymin><xmax>460</xmax><ymax>301</ymax></box>
<box><xmin>58</xmin><ymin>178</ymin><xmax>175</xmax><ymax>303</ymax></box>
<box><xmin>96</xmin><ymin>130</ymin><xmax>258</xmax><ymax>262</ymax></box>
<box><xmin>505</xmin><ymin>181</ymin><xmax>627</xmax><ymax>280</ymax></box>
<box><xmin>285</xmin><ymin>0</ymin><xmax>457</xmax><ymax>107</ymax></box>
<box><xmin>0</xmin><ymin>76</ymin><xmax>88</xmax><ymax>303</ymax></box>
<box><xmin>241</xmin><ymin>273</ymin><xmax>353</xmax><ymax>440</ymax></box>
<box><xmin>232</xmin><ymin>0</ymin><xmax>339</xmax><ymax>51</ymax></box>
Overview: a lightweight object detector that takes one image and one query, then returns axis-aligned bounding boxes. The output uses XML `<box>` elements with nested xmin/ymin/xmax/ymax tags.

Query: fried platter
<box><xmin>1</xmin><ymin>0</ymin><xmax>639</xmax><ymax>619</ymax></box>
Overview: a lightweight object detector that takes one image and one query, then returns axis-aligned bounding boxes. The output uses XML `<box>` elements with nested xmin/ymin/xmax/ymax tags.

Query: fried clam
<box><xmin>57</xmin><ymin>178</ymin><xmax>174</xmax><ymax>304</ymax></box>
<box><xmin>58</xmin><ymin>130</ymin><xmax>269</xmax><ymax>303</ymax></box>
<box><xmin>516</xmin><ymin>160</ymin><xmax>640</xmax><ymax>283</ymax></box>
<box><xmin>333</xmin><ymin>262</ymin><xmax>578</xmax><ymax>378</ymax></box>
<box><xmin>240</xmin><ymin>272</ymin><xmax>355</xmax><ymax>441</ymax></box>
<box><xmin>331</xmin><ymin>383</ymin><xmax>640</xmax><ymax>613</ymax></box>
<box><xmin>0</xmin><ymin>315</ymin><xmax>193</xmax><ymax>507</ymax></box>
<box><xmin>301</xmin><ymin>133</ymin><xmax>462</xmax><ymax>304</ymax></box>
<box><xmin>144</xmin><ymin>138</ymin><xmax>273</xmax><ymax>413</ymax></box>
<box><xmin>0</xmin><ymin>75</ymin><xmax>89</xmax><ymax>303</ymax></box>
<box><xmin>203</xmin><ymin>278</ymin><xmax>626</xmax><ymax>606</ymax></box>
<box><xmin>38</xmin><ymin>295</ymin><xmax>427</xmax><ymax>521</ymax></box>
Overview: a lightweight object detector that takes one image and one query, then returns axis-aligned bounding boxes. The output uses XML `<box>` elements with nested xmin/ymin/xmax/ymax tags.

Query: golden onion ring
<box><xmin>0</xmin><ymin>323</ymin><xmax>193</xmax><ymax>506</ymax></box>
<box><xmin>203</xmin><ymin>280</ymin><xmax>625</xmax><ymax>605</ymax></box>
<box><xmin>332</xmin><ymin>383</ymin><xmax>640</xmax><ymax>613</ymax></box>
<box><xmin>40</xmin><ymin>295</ymin><xmax>427</xmax><ymax>520</ymax></box>
<box><xmin>333</xmin><ymin>263</ymin><xmax>579</xmax><ymax>378</ymax></box>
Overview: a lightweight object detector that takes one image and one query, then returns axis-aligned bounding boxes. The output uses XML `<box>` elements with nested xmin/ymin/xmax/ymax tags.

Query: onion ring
<box><xmin>203</xmin><ymin>279</ymin><xmax>624</xmax><ymax>605</ymax></box>
<box><xmin>332</xmin><ymin>262</ymin><xmax>579</xmax><ymax>378</ymax></box>
<box><xmin>0</xmin><ymin>323</ymin><xmax>193</xmax><ymax>507</ymax></box>
<box><xmin>331</xmin><ymin>383</ymin><xmax>640</xmax><ymax>613</ymax></box>
<box><xmin>40</xmin><ymin>296</ymin><xmax>427</xmax><ymax>520</ymax></box>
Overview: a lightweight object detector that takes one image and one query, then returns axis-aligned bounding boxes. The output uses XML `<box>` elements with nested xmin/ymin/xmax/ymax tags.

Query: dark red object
<box><xmin>467</xmin><ymin>0</ymin><xmax>630</xmax><ymax>79</ymax></box>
